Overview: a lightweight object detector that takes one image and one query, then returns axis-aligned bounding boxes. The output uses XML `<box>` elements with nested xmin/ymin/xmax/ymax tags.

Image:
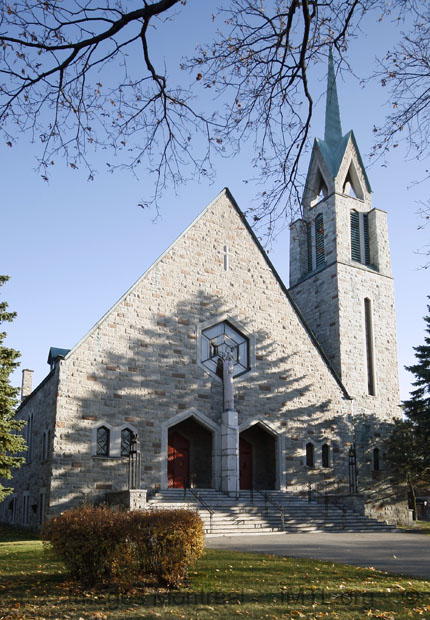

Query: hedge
<box><xmin>42</xmin><ymin>505</ymin><xmax>204</xmax><ymax>589</ymax></box>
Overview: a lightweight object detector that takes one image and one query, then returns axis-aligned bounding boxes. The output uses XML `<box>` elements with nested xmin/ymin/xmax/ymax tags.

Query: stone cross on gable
<box><xmin>223</xmin><ymin>245</ymin><xmax>230</xmax><ymax>271</ymax></box>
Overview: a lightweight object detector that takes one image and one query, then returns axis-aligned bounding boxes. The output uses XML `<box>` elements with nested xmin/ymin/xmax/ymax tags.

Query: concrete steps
<box><xmin>146</xmin><ymin>489</ymin><xmax>397</xmax><ymax>536</ymax></box>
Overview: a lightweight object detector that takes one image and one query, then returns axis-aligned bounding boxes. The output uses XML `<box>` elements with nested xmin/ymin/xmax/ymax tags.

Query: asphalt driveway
<box><xmin>206</xmin><ymin>531</ymin><xmax>430</xmax><ymax>580</ymax></box>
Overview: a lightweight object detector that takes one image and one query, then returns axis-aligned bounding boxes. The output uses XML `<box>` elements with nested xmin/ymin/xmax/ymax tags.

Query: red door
<box><xmin>168</xmin><ymin>432</ymin><xmax>190</xmax><ymax>488</ymax></box>
<box><xmin>239</xmin><ymin>437</ymin><xmax>253</xmax><ymax>490</ymax></box>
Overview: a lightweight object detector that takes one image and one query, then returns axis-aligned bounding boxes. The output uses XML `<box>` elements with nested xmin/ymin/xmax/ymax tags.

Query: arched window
<box><xmin>121</xmin><ymin>428</ymin><xmax>133</xmax><ymax>456</ymax></box>
<box><xmin>322</xmin><ymin>444</ymin><xmax>330</xmax><ymax>468</ymax></box>
<box><xmin>306</xmin><ymin>443</ymin><xmax>314</xmax><ymax>468</ymax></box>
<box><xmin>96</xmin><ymin>426</ymin><xmax>110</xmax><ymax>456</ymax></box>
<box><xmin>373</xmin><ymin>447</ymin><xmax>380</xmax><ymax>472</ymax></box>
<box><xmin>364</xmin><ymin>298</ymin><xmax>376</xmax><ymax>396</ymax></box>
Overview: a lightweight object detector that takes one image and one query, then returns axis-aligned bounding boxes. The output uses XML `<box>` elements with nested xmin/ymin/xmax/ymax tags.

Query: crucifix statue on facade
<box><xmin>221</xmin><ymin>347</ymin><xmax>235</xmax><ymax>411</ymax></box>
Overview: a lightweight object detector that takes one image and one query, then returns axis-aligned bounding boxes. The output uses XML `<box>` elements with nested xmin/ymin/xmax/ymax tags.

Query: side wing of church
<box><xmin>2</xmin><ymin>54</ymin><xmax>407</xmax><ymax>529</ymax></box>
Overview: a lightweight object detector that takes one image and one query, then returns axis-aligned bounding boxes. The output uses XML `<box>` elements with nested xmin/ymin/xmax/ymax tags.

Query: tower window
<box><xmin>96</xmin><ymin>426</ymin><xmax>110</xmax><ymax>456</ymax></box>
<box><xmin>306</xmin><ymin>443</ymin><xmax>314</xmax><ymax>468</ymax></box>
<box><xmin>364</xmin><ymin>298</ymin><xmax>376</xmax><ymax>396</ymax></box>
<box><xmin>306</xmin><ymin>222</ymin><xmax>313</xmax><ymax>273</ymax></box>
<box><xmin>310</xmin><ymin>168</ymin><xmax>329</xmax><ymax>206</ymax></box>
<box><xmin>342</xmin><ymin>163</ymin><xmax>364</xmax><ymax>200</ymax></box>
<box><xmin>305</xmin><ymin>215</ymin><xmax>325</xmax><ymax>273</ymax></box>
<box><xmin>315</xmin><ymin>214</ymin><xmax>325</xmax><ymax>268</ymax></box>
<box><xmin>351</xmin><ymin>210</ymin><xmax>370</xmax><ymax>265</ymax></box>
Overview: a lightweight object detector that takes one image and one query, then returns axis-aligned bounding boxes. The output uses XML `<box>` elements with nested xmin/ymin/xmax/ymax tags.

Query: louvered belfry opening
<box><xmin>306</xmin><ymin>222</ymin><xmax>313</xmax><ymax>273</ymax></box>
<box><xmin>315</xmin><ymin>213</ymin><xmax>325</xmax><ymax>268</ymax></box>
<box><xmin>350</xmin><ymin>210</ymin><xmax>361</xmax><ymax>261</ymax></box>
<box><xmin>351</xmin><ymin>210</ymin><xmax>370</xmax><ymax>266</ymax></box>
<box><xmin>362</xmin><ymin>213</ymin><xmax>370</xmax><ymax>265</ymax></box>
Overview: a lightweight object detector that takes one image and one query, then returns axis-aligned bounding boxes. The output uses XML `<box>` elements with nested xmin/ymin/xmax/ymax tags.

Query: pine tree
<box><xmin>0</xmin><ymin>275</ymin><xmax>25</xmax><ymax>502</ymax></box>
<box><xmin>402</xmin><ymin>301</ymin><xmax>430</xmax><ymax>451</ymax></box>
<box><xmin>386</xmin><ymin>301</ymin><xmax>430</xmax><ymax>517</ymax></box>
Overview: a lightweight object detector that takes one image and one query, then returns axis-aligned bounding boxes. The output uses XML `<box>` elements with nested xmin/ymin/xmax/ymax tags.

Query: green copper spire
<box><xmin>324</xmin><ymin>48</ymin><xmax>342</xmax><ymax>151</ymax></box>
<box><xmin>310</xmin><ymin>48</ymin><xmax>372</xmax><ymax>193</ymax></box>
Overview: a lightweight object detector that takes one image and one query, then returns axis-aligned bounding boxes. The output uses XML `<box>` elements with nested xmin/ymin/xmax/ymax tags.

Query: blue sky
<box><xmin>2</xmin><ymin>2</ymin><xmax>429</xmax><ymax>400</ymax></box>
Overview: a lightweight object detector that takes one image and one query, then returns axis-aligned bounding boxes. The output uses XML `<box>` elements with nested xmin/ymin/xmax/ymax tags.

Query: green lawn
<box><xmin>0</xmin><ymin>526</ymin><xmax>429</xmax><ymax>619</ymax></box>
<box><xmin>400</xmin><ymin>520</ymin><xmax>430</xmax><ymax>534</ymax></box>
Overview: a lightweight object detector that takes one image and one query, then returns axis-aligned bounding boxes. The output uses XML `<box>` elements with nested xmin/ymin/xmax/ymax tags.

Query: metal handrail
<box><xmin>185</xmin><ymin>488</ymin><xmax>214</xmax><ymax>534</ymax></box>
<box><xmin>256</xmin><ymin>488</ymin><xmax>285</xmax><ymax>531</ymax></box>
<box><xmin>308</xmin><ymin>484</ymin><xmax>347</xmax><ymax>528</ymax></box>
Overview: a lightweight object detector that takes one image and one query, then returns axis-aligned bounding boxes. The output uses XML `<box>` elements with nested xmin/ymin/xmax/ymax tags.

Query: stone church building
<box><xmin>2</xmin><ymin>57</ymin><xmax>406</xmax><ymax>528</ymax></box>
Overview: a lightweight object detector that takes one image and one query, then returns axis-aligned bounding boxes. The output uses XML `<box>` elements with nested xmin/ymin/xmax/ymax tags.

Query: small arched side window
<box><xmin>96</xmin><ymin>426</ymin><xmax>110</xmax><ymax>456</ymax></box>
<box><xmin>322</xmin><ymin>444</ymin><xmax>330</xmax><ymax>468</ymax></box>
<box><xmin>373</xmin><ymin>447</ymin><xmax>380</xmax><ymax>472</ymax></box>
<box><xmin>121</xmin><ymin>428</ymin><xmax>133</xmax><ymax>456</ymax></box>
<box><xmin>306</xmin><ymin>443</ymin><xmax>314</xmax><ymax>468</ymax></box>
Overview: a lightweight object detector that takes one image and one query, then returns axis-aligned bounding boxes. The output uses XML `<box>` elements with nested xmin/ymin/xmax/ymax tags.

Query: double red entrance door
<box><xmin>168</xmin><ymin>432</ymin><xmax>190</xmax><ymax>488</ymax></box>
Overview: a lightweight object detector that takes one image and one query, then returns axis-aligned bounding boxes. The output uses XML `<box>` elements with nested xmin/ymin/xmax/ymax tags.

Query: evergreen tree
<box><xmin>386</xmin><ymin>301</ymin><xmax>430</xmax><ymax>517</ymax></box>
<box><xmin>0</xmin><ymin>276</ymin><xmax>25</xmax><ymax>502</ymax></box>
<box><xmin>402</xmin><ymin>301</ymin><xmax>430</xmax><ymax>453</ymax></box>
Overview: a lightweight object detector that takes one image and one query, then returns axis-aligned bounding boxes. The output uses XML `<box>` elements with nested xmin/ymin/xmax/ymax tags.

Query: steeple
<box><xmin>324</xmin><ymin>48</ymin><xmax>342</xmax><ymax>152</ymax></box>
<box><xmin>310</xmin><ymin>50</ymin><xmax>371</xmax><ymax>193</ymax></box>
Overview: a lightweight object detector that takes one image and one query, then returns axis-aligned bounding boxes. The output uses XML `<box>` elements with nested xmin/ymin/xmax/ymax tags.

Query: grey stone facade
<box><xmin>2</xmin><ymin>60</ymin><xmax>409</xmax><ymax>528</ymax></box>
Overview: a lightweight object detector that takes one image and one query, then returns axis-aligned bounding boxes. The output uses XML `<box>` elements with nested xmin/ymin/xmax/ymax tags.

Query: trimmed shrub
<box><xmin>128</xmin><ymin>509</ymin><xmax>205</xmax><ymax>587</ymax></box>
<box><xmin>42</xmin><ymin>505</ymin><xmax>204</xmax><ymax>590</ymax></box>
<box><xmin>42</xmin><ymin>504</ymin><xmax>124</xmax><ymax>586</ymax></box>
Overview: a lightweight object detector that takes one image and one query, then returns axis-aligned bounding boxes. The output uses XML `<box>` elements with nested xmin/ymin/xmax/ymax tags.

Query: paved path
<box><xmin>206</xmin><ymin>532</ymin><xmax>430</xmax><ymax>580</ymax></box>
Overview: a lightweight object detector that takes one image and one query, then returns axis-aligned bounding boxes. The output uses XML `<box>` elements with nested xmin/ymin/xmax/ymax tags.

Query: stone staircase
<box><xmin>146</xmin><ymin>489</ymin><xmax>397</xmax><ymax>536</ymax></box>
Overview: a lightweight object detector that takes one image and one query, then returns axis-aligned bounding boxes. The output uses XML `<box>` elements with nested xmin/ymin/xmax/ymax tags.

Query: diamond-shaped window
<box><xmin>201</xmin><ymin>321</ymin><xmax>249</xmax><ymax>379</ymax></box>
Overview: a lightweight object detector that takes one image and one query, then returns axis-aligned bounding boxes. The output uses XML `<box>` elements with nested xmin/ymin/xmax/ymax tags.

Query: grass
<box><xmin>0</xmin><ymin>526</ymin><xmax>429</xmax><ymax>619</ymax></box>
<box><xmin>400</xmin><ymin>520</ymin><xmax>430</xmax><ymax>534</ymax></box>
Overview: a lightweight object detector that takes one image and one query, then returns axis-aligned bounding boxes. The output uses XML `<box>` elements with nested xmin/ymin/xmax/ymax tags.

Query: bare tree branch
<box><xmin>183</xmin><ymin>0</ymin><xmax>382</xmax><ymax>240</ymax></box>
<box><xmin>0</xmin><ymin>0</ymin><xmax>414</xmax><ymax>239</ymax></box>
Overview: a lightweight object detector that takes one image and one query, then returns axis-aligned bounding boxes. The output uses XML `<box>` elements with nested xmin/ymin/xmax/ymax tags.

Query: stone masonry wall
<box><xmin>289</xmin><ymin>135</ymin><xmax>403</xmax><ymax>523</ymax></box>
<box><xmin>1</xmin><ymin>367</ymin><xmax>59</xmax><ymax>529</ymax></box>
<box><xmin>48</xmin><ymin>190</ymin><xmax>354</xmax><ymax>514</ymax></box>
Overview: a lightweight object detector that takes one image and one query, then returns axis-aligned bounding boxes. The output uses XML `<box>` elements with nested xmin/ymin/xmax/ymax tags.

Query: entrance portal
<box><xmin>167</xmin><ymin>417</ymin><xmax>213</xmax><ymax>488</ymax></box>
<box><xmin>239</xmin><ymin>423</ymin><xmax>277</xmax><ymax>490</ymax></box>
<box><xmin>239</xmin><ymin>437</ymin><xmax>253</xmax><ymax>490</ymax></box>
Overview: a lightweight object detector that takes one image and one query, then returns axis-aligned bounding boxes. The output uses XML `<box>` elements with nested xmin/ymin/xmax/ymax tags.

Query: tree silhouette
<box><xmin>0</xmin><ymin>276</ymin><xmax>25</xmax><ymax>501</ymax></box>
<box><xmin>0</xmin><ymin>0</ymin><xmax>415</xmax><ymax>234</ymax></box>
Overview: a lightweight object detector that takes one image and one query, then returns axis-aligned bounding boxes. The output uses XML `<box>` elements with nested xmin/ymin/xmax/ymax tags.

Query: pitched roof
<box><xmin>47</xmin><ymin>347</ymin><xmax>70</xmax><ymax>365</ymax></box>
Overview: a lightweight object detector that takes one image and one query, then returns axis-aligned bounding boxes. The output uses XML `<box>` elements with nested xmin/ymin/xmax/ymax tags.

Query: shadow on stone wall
<box><xmin>49</xmin><ymin>289</ymin><xmax>402</xmax><ymax>516</ymax></box>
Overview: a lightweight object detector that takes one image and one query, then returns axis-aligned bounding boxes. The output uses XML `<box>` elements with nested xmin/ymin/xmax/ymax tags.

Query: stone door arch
<box><xmin>161</xmin><ymin>409</ymin><xmax>221</xmax><ymax>490</ymax></box>
<box><xmin>239</xmin><ymin>419</ymin><xmax>285</xmax><ymax>490</ymax></box>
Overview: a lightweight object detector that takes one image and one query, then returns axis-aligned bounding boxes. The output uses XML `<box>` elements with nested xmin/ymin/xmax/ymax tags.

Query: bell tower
<box><xmin>289</xmin><ymin>51</ymin><xmax>400</xmax><ymax>417</ymax></box>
